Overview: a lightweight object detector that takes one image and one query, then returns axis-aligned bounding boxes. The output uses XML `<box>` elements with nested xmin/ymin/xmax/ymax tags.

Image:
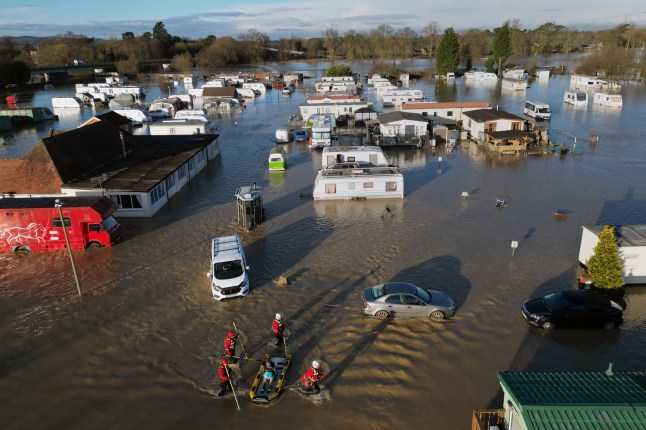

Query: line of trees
<box><xmin>2</xmin><ymin>20</ymin><xmax>645</xmax><ymax>87</ymax></box>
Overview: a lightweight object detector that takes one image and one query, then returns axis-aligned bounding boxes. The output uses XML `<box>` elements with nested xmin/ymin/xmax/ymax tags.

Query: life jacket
<box><xmin>273</xmin><ymin>319</ymin><xmax>284</xmax><ymax>335</ymax></box>
<box><xmin>218</xmin><ymin>365</ymin><xmax>229</xmax><ymax>383</ymax></box>
<box><xmin>224</xmin><ymin>338</ymin><xmax>236</xmax><ymax>354</ymax></box>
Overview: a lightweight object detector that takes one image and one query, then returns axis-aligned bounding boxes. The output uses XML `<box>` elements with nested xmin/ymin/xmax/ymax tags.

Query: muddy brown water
<box><xmin>2</xmin><ymin>67</ymin><xmax>646</xmax><ymax>429</ymax></box>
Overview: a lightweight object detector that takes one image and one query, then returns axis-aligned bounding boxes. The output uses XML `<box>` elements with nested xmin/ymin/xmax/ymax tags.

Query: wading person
<box><xmin>300</xmin><ymin>360</ymin><xmax>325</xmax><ymax>394</ymax></box>
<box><xmin>217</xmin><ymin>358</ymin><xmax>232</xmax><ymax>397</ymax></box>
<box><xmin>223</xmin><ymin>331</ymin><xmax>238</xmax><ymax>363</ymax></box>
<box><xmin>272</xmin><ymin>313</ymin><xmax>285</xmax><ymax>347</ymax></box>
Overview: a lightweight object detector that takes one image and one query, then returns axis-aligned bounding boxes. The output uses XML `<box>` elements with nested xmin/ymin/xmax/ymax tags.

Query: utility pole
<box><xmin>55</xmin><ymin>199</ymin><xmax>83</xmax><ymax>297</ymax></box>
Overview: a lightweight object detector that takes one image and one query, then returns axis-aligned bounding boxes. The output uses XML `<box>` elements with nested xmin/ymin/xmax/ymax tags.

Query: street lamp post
<box><xmin>55</xmin><ymin>199</ymin><xmax>83</xmax><ymax>297</ymax></box>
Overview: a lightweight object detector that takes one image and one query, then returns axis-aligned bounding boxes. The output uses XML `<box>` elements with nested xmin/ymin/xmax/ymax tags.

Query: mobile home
<box><xmin>321</xmin><ymin>146</ymin><xmax>390</xmax><ymax>168</ymax></box>
<box><xmin>563</xmin><ymin>90</ymin><xmax>588</xmax><ymax>106</ymax></box>
<box><xmin>523</xmin><ymin>100</ymin><xmax>551</xmax><ymax>120</ymax></box>
<box><xmin>593</xmin><ymin>92</ymin><xmax>623</xmax><ymax>108</ymax></box>
<box><xmin>312</xmin><ymin>166</ymin><xmax>404</xmax><ymax>200</ymax></box>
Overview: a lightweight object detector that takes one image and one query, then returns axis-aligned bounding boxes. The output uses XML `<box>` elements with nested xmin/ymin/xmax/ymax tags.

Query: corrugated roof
<box><xmin>499</xmin><ymin>371</ymin><xmax>646</xmax><ymax>430</ymax></box>
<box><xmin>498</xmin><ymin>371</ymin><xmax>646</xmax><ymax>405</ymax></box>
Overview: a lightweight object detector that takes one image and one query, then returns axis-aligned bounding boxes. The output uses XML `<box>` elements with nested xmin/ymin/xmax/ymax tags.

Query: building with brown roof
<box><xmin>0</xmin><ymin>120</ymin><xmax>221</xmax><ymax>217</ymax></box>
<box><xmin>401</xmin><ymin>101</ymin><xmax>492</xmax><ymax>123</ymax></box>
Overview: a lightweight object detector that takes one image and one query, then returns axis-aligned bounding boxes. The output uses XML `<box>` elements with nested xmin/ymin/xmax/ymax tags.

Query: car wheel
<box><xmin>375</xmin><ymin>310</ymin><xmax>389</xmax><ymax>319</ymax></box>
<box><xmin>603</xmin><ymin>321</ymin><xmax>616</xmax><ymax>330</ymax></box>
<box><xmin>430</xmin><ymin>310</ymin><xmax>445</xmax><ymax>320</ymax></box>
<box><xmin>541</xmin><ymin>321</ymin><xmax>555</xmax><ymax>330</ymax></box>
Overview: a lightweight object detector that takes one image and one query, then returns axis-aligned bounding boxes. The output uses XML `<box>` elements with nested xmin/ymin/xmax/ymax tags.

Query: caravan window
<box><xmin>386</xmin><ymin>182</ymin><xmax>397</xmax><ymax>192</ymax></box>
<box><xmin>325</xmin><ymin>184</ymin><xmax>336</xmax><ymax>194</ymax></box>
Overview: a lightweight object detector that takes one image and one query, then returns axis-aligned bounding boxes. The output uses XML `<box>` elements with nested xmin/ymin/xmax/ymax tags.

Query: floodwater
<box><xmin>2</xmin><ymin>59</ymin><xmax>646</xmax><ymax>430</ymax></box>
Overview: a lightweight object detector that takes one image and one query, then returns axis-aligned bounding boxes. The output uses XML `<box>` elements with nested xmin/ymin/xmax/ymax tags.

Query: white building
<box><xmin>401</xmin><ymin>101</ymin><xmax>492</xmax><ymax>123</ymax></box>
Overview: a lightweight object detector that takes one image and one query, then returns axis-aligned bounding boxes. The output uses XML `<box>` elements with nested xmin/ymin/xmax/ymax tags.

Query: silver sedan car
<box><xmin>361</xmin><ymin>282</ymin><xmax>456</xmax><ymax>320</ymax></box>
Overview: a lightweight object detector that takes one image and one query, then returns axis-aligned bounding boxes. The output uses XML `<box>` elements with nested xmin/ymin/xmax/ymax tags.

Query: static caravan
<box><xmin>593</xmin><ymin>92</ymin><xmax>623</xmax><ymax>108</ymax></box>
<box><xmin>242</xmin><ymin>82</ymin><xmax>266</xmax><ymax>94</ymax></box>
<box><xmin>382</xmin><ymin>90</ymin><xmax>424</xmax><ymax>107</ymax></box>
<box><xmin>321</xmin><ymin>146</ymin><xmax>390</xmax><ymax>168</ymax></box>
<box><xmin>114</xmin><ymin>108</ymin><xmax>153</xmax><ymax>124</ymax></box>
<box><xmin>579</xmin><ymin>225</ymin><xmax>646</xmax><ymax>284</ymax></box>
<box><xmin>312</xmin><ymin>166</ymin><xmax>404</xmax><ymax>200</ymax></box>
<box><xmin>563</xmin><ymin>90</ymin><xmax>588</xmax><ymax>106</ymax></box>
<box><xmin>149</xmin><ymin>119</ymin><xmax>218</xmax><ymax>135</ymax></box>
<box><xmin>268</xmin><ymin>147</ymin><xmax>287</xmax><ymax>171</ymax></box>
<box><xmin>523</xmin><ymin>100</ymin><xmax>551</xmax><ymax>120</ymax></box>
<box><xmin>52</xmin><ymin>97</ymin><xmax>84</xmax><ymax>108</ymax></box>
<box><xmin>502</xmin><ymin>78</ymin><xmax>528</xmax><ymax>91</ymax></box>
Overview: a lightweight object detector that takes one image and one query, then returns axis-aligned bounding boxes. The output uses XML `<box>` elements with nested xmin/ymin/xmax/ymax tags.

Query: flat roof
<box><xmin>0</xmin><ymin>196</ymin><xmax>100</xmax><ymax>209</ymax></box>
<box><xmin>584</xmin><ymin>225</ymin><xmax>646</xmax><ymax>247</ymax></box>
<box><xmin>319</xmin><ymin>166</ymin><xmax>401</xmax><ymax>178</ymax></box>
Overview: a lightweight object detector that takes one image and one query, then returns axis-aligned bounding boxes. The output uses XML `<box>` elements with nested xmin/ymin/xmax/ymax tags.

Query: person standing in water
<box><xmin>272</xmin><ymin>313</ymin><xmax>285</xmax><ymax>347</ymax></box>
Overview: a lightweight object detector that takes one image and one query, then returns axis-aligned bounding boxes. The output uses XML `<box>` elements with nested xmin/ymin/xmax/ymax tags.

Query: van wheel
<box><xmin>87</xmin><ymin>242</ymin><xmax>102</xmax><ymax>248</ymax></box>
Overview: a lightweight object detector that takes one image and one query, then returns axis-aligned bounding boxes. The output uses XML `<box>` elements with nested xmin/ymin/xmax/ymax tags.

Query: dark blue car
<box><xmin>294</xmin><ymin>129</ymin><xmax>308</xmax><ymax>142</ymax></box>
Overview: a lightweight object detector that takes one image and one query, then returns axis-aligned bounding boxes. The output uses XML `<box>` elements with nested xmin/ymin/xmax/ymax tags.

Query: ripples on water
<box><xmin>1</xmin><ymin>67</ymin><xmax>646</xmax><ymax>429</ymax></box>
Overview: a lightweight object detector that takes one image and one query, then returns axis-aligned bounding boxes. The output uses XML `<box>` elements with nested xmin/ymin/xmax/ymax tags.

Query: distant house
<box><xmin>401</xmin><ymin>101</ymin><xmax>492</xmax><ymax>123</ymax></box>
<box><xmin>0</xmin><ymin>121</ymin><xmax>220</xmax><ymax>217</ymax></box>
<box><xmin>299</xmin><ymin>94</ymin><xmax>369</xmax><ymax>119</ymax></box>
<box><xmin>473</xmin><ymin>368</ymin><xmax>646</xmax><ymax>430</ymax></box>
<box><xmin>202</xmin><ymin>86</ymin><xmax>241</xmax><ymax>103</ymax></box>
<box><xmin>377</xmin><ymin>111</ymin><xmax>430</xmax><ymax>138</ymax></box>
<box><xmin>462</xmin><ymin>108</ymin><xmax>526</xmax><ymax>142</ymax></box>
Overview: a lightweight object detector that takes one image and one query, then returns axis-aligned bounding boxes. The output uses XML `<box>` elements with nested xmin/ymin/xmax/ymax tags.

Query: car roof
<box><xmin>384</xmin><ymin>282</ymin><xmax>417</xmax><ymax>295</ymax></box>
<box><xmin>557</xmin><ymin>290</ymin><xmax>609</xmax><ymax>303</ymax></box>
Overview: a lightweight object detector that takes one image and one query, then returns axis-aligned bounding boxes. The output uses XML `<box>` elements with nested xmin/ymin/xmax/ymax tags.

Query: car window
<box><xmin>402</xmin><ymin>295</ymin><xmax>421</xmax><ymax>305</ymax></box>
<box><xmin>372</xmin><ymin>284</ymin><xmax>386</xmax><ymax>299</ymax></box>
<box><xmin>543</xmin><ymin>292</ymin><xmax>571</xmax><ymax>312</ymax></box>
<box><xmin>385</xmin><ymin>295</ymin><xmax>402</xmax><ymax>304</ymax></box>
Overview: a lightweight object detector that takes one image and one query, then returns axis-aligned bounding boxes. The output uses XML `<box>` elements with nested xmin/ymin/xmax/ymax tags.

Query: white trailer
<box><xmin>578</xmin><ymin>225</ymin><xmax>646</xmax><ymax>284</ymax></box>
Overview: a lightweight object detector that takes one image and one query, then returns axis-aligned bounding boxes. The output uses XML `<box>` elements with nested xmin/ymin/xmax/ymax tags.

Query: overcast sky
<box><xmin>1</xmin><ymin>0</ymin><xmax>644</xmax><ymax>40</ymax></box>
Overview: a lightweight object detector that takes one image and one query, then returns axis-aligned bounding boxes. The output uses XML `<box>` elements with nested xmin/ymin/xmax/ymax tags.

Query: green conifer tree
<box><xmin>586</xmin><ymin>225</ymin><xmax>625</xmax><ymax>289</ymax></box>
<box><xmin>435</xmin><ymin>28</ymin><xmax>460</xmax><ymax>76</ymax></box>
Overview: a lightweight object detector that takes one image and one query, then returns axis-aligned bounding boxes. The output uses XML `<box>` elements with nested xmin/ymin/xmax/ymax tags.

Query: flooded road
<box><xmin>2</xmin><ymin>61</ymin><xmax>646</xmax><ymax>429</ymax></box>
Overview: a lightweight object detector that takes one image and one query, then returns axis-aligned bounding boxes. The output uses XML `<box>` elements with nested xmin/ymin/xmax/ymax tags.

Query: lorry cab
<box><xmin>207</xmin><ymin>235</ymin><xmax>250</xmax><ymax>300</ymax></box>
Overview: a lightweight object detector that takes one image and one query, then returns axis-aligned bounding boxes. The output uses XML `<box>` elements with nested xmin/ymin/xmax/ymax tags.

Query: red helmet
<box><xmin>227</xmin><ymin>331</ymin><xmax>236</xmax><ymax>339</ymax></box>
<box><xmin>221</xmin><ymin>358</ymin><xmax>228</xmax><ymax>366</ymax></box>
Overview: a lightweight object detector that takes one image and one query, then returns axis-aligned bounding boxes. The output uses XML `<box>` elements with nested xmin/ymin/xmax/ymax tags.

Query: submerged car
<box><xmin>361</xmin><ymin>282</ymin><xmax>455</xmax><ymax>320</ymax></box>
<box><xmin>294</xmin><ymin>129</ymin><xmax>308</xmax><ymax>142</ymax></box>
<box><xmin>521</xmin><ymin>289</ymin><xmax>623</xmax><ymax>330</ymax></box>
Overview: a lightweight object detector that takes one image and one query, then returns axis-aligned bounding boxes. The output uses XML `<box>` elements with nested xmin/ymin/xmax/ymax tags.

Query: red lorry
<box><xmin>0</xmin><ymin>196</ymin><xmax>122</xmax><ymax>252</ymax></box>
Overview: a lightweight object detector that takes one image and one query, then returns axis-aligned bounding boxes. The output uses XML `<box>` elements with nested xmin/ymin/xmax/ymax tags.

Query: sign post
<box><xmin>511</xmin><ymin>241</ymin><xmax>519</xmax><ymax>256</ymax></box>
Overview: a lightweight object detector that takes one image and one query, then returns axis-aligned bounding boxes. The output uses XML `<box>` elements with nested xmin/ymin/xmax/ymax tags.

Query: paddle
<box><xmin>232</xmin><ymin>321</ymin><xmax>248</xmax><ymax>359</ymax></box>
<box><xmin>224</xmin><ymin>363</ymin><xmax>241</xmax><ymax>411</ymax></box>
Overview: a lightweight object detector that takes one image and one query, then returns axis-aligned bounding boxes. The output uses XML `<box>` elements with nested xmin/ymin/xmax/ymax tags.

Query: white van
<box><xmin>207</xmin><ymin>235</ymin><xmax>250</xmax><ymax>300</ymax></box>
<box><xmin>523</xmin><ymin>100</ymin><xmax>551</xmax><ymax>120</ymax></box>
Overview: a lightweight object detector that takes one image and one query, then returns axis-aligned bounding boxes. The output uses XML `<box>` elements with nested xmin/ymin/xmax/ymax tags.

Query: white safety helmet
<box><xmin>275</xmin><ymin>313</ymin><xmax>282</xmax><ymax>320</ymax></box>
<box><xmin>312</xmin><ymin>360</ymin><xmax>320</xmax><ymax>369</ymax></box>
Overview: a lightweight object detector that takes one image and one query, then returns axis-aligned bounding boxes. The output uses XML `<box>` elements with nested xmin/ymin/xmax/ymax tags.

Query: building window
<box><xmin>348</xmin><ymin>156</ymin><xmax>356</xmax><ymax>162</ymax></box>
<box><xmin>447</xmin><ymin>111</ymin><xmax>453</xmax><ymax>117</ymax></box>
<box><xmin>512</xmin><ymin>122</ymin><xmax>522</xmax><ymax>131</ymax></box>
<box><xmin>485</xmin><ymin>122</ymin><xmax>497</xmax><ymax>133</ymax></box>
<box><xmin>178</xmin><ymin>164</ymin><xmax>187</xmax><ymax>180</ymax></box>
<box><xmin>386</xmin><ymin>181</ymin><xmax>397</xmax><ymax>192</ymax></box>
<box><xmin>165</xmin><ymin>174</ymin><xmax>176</xmax><ymax>190</ymax></box>
<box><xmin>112</xmin><ymin>194</ymin><xmax>143</xmax><ymax>210</ymax></box>
<box><xmin>363</xmin><ymin>182</ymin><xmax>374</xmax><ymax>189</ymax></box>
<box><xmin>168</xmin><ymin>128</ymin><xmax>176</xmax><ymax>135</ymax></box>
<box><xmin>150</xmin><ymin>182</ymin><xmax>167</xmax><ymax>206</ymax></box>
<box><xmin>195</xmin><ymin>149</ymin><xmax>205</xmax><ymax>164</ymax></box>
<box><xmin>188</xmin><ymin>158</ymin><xmax>195</xmax><ymax>171</ymax></box>
<box><xmin>325</xmin><ymin>184</ymin><xmax>336</xmax><ymax>194</ymax></box>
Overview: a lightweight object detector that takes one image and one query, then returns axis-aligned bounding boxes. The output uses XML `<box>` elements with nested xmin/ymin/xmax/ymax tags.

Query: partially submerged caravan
<box><xmin>313</xmin><ymin>166</ymin><xmax>404</xmax><ymax>200</ymax></box>
<box><xmin>563</xmin><ymin>90</ymin><xmax>588</xmax><ymax>106</ymax></box>
<box><xmin>593</xmin><ymin>92</ymin><xmax>623</xmax><ymax>108</ymax></box>
<box><xmin>321</xmin><ymin>146</ymin><xmax>390</xmax><ymax>168</ymax></box>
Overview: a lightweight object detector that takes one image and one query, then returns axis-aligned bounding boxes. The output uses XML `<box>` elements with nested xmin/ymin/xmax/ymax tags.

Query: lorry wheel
<box><xmin>88</xmin><ymin>242</ymin><xmax>102</xmax><ymax>248</ymax></box>
<box><xmin>14</xmin><ymin>246</ymin><xmax>30</xmax><ymax>254</ymax></box>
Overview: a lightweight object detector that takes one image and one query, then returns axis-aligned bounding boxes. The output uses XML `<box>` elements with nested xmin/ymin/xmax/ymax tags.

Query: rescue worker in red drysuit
<box><xmin>272</xmin><ymin>313</ymin><xmax>284</xmax><ymax>347</ymax></box>
<box><xmin>300</xmin><ymin>360</ymin><xmax>325</xmax><ymax>394</ymax></box>
<box><xmin>223</xmin><ymin>331</ymin><xmax>238</xmax><ymax>363</ymax></box>
<box><xmin>217</xmin><ymin>358</ymin><xmax>231</xmax><ymax>397</ymax></box>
